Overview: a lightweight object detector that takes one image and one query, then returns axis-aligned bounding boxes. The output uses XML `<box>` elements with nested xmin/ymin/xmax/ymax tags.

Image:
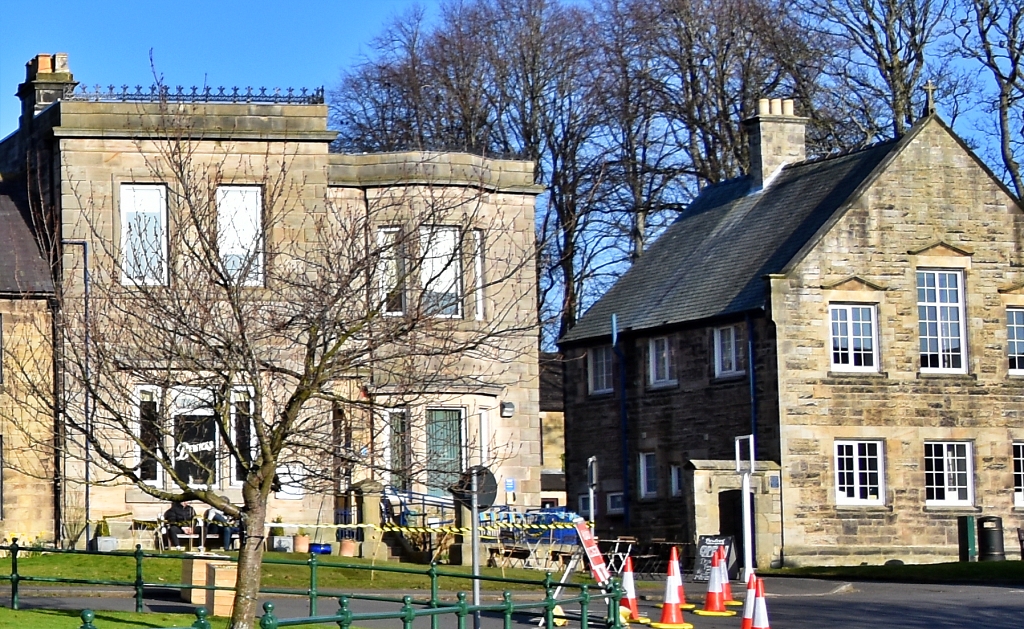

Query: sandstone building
<box><xmin>0</xmin><ymin>53</ymin><xmax>542</xmax><ymax>548</ymax></box>
<box><xmin>560</xmin><ymin>98</ymin><xmax>1024</xmax><ymax>566</ymax></box>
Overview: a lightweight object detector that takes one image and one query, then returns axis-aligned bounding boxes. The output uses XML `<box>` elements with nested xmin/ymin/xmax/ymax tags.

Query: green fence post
<box><xmin>309</xmin><ymin>553</ymin><xmax>319</xmax><ymax>616</ymax></box>
<box><xmin>191</xmin><ymin>606</ymin><xmax>213</xmax><ymax>629</ymax></box>
<box><xmin>10</xmin><ymin>538</ymin><xmax>19</xmax><ymax>610</ymax></box>
<box><xmin>502</xmin><ymin>591</ymin><xmax>514</xmax><ymax>629</ymax></box>
<box><xmin>401</xmin><ymin>595</ymin><xmax>416</xmax><ymax>629</ymax></box>
<box><xmin>544</xmin><ymin>587</ymin><xmax>555</xmax><ymax>629</ymax></box>
<box><xmin>609</xmin><ymin>579</ymin><xmax>624</xmax><ymax>629</ymax></box>
<box><xmin>428</xmin><ymin>563</ymin><xmax>439</xmax><ymax>629</ymax></box>
<box><xmin>336</xmin><ymin>596</ymin><xmax>353</xmax><ymax>629</ymax></box>
<box><xmin>456</xmin><ymin>591</ymin><xmax>468</xmax><ymax>629</ymax></box>
<box><xmin>579</xmin><ymin>584</ymin><xmax>590</xmax><ymax>629</ymax></box>
<box><xmin>260</xmin><ymin>601</ymin><xmax>279</xmax><ymax>629</ymax></box>
<box><xmin>78</xmin><ymin>609</ymin><xmax>97</xmax><ymax>629</ymax></box>
<box><xmin>134</xmin><ymin>544</ymin><xmax>145</xmax><ymax>613</ymax></box>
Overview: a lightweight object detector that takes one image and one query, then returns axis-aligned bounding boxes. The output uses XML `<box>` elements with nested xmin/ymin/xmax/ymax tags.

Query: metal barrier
<box><xmin>0</xmin><ymin>540</ymin><xmax>621</xmax><ymax>629</ymax></box>
<box><xmin>77</xmin><ymin>582</ymin><xmax>622</xmax><ymax>628</ymax></box>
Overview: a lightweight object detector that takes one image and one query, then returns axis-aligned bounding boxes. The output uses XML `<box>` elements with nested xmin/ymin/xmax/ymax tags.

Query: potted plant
<box><xmin>268</xmin><ymin>517</ymin><xmax>292</xmax><ymax>552</ymax></box>
<box><xmin>293</xmin><ymin>527</ymin><xmax>311</xmax><ymax>554</ymax></box>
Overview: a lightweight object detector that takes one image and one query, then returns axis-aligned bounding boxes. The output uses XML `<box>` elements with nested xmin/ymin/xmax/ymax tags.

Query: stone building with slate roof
<box><xmin>0</xmin><ymin>177</ymin><xmax>57</xmax><ymax>540</ymax></box>
<box><xmin>560</xmin><ymin>98</ymin><xmax>1024</xmax><ymax>566</ymax></box>
<box><xmin>0</xmin><ymin>53</ymin><xmax>542</xmax><ymax>551</ymax></box>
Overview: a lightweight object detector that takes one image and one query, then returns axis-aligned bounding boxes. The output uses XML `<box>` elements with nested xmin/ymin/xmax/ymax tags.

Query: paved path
<box><xmin>5</xmin><ymin>578</ymin><xmax>1024</xmax><ymax>628</ymax></box>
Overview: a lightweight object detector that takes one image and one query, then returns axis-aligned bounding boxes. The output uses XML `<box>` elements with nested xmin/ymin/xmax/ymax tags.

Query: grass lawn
<box><xmin>763</xmin><ymin>560</ymin><xmax>1024</xmax><ymax>583</ymax></box>
<box><xmin>1</xmin><ymin>551</ymin><xmax>581</xmax><ymax>594</ymax></box>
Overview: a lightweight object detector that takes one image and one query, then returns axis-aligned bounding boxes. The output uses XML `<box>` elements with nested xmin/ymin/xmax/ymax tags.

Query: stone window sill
<box><xmin>917</xmin><ymin>372</ymin><xmax>977</xmax><ymax>381</ymax></box>
<box><xmin>647</xmin><ymin>380</ymin><xmax>678</xmax><ymax>391</ymax></box>
<box><xmin>923</xmin><ymin>505</ymin><xmax>982</xmax><ymax>513</ymax></box>
<box><xmin>827</xmin><ymin>371</ymin><xmax>888</xmax><ymax>379</ymax></box>
<box><xmin>835</xmin><ymin>505</ymin><xmax>892</xmax><ymax>513</ymax></box>
<box><xmin>711</xmin><ymin>373</ymin><xmax>746</xmax><ymax>385</ymax></box>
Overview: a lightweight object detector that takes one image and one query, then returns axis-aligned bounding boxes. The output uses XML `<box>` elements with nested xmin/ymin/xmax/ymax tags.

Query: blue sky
<box><xmin>0</xmin><ymin>0</ymin><xmax>437</xmax><ymax>138</ymax></box>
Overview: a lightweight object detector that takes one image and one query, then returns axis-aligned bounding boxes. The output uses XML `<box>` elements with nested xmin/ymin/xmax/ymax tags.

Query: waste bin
<box><xmin>957</xmin><ymin>515</ymin><xmax>976</xmax><ymax>562</ymax></box>
<box><xmin>977</xmin><ymin>516</ymin><xmax>1005</xmax><ymax>562</ymax></box>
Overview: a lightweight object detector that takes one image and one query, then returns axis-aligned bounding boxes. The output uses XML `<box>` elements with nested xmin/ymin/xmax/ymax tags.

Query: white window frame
<box><xmin>1013</xmin><ymin>443</ymin><xmax>1024</xmax><ymax>508</ymax></box>
<box><xmin>216</xmin><ymin>185</ymin><xmax>264</xmax><ymax>287</ymax></box>
<box><xmin>473</xmin><ymin>229</ymin><xmax>485</xmax><ymax>321</ymax></box>
<box><xmin>917</xmin><ymin>269</ymin><xmax>967</xmax><ymax>374</ymax></box>
<box><xmin>639</xmin><ymin>452</ymin><xmax>658</xmax><ymax>498</ymax></box>
<box><xmin>420</xmin><ymin>225</ymin><xmax>463</xmax><ymax>318</ymax></box>
<box><xmin>924</xmin><ymin>441</ymin><xmax>974</xmax><ymax>506</ymax></box>
<box><xmin>120</xmin><ymin>184</ymin><xmax>168</xmax><ymax>286</ymax></box>
<box><xmin>1008</xmin><ymin>309</ymin><xmax>1024</xmax><ymax>375</ymax></box>
<box><xmin>606</xmin><ymin>492</ymin><xmax>624</xmax><ymax>514</ymax></box>
<box><xmin>834</xmin><ymin>440</ymin><xmax>884</xmax><ymax>505</ymax></box>
<box><xmin>133</xmin><ymin>385</ymin><xmax>164</xmax><ymax>488</ymax></box>
<box><xmin>229</xmin><ymin>388</ymin><xmax>256</xmax><ymax>487</ymax></box>
<box><xmin>670</xmin><ymin>465</ymin><xmax>683</xmax><ymax>497</ymax></box>
<box><xmin>169</xmin><ymin>387</ymin><xmax>219</xmax><ymax>489</ymax></box>
<box><xmin>829</xmin><ymin>304</ymin><xmax>879</xmax><ymax>372</ymax></box>
<box><xmin>588</xmin><ymin>345</ymin><xmax>614</xmax><ymax>394</ymax></box>
<box><xmin>714</xmin><ymin>325</ymin><xmax>744</xmax><ymax>377</ymax></box>
<box><xmin>648</xmin><ymin>337</ymin><xmax>676</xmax><ymax>387</ymax></box>
<box><xmin>275</xmin><ymin>462</ymin><xmax>306</xmax><ymax>500</ymax></box>
<box><xmin>377</xmin><ymin>227</ymin><xmax>406</xmax><ymax>316</ymax></box>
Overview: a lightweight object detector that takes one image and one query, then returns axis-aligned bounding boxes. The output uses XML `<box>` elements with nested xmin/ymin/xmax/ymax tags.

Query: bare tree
<box><xmin>954</xmin><ymin>0</ymin><xmax>1024</xmax><ymax>197</ymax></box>
<box><xmin>798</xmin><ymin>0</ymin><xmax>953</xmax><ymax>138</ymax></box>
<box><xmin>4</xmin><ymin>89</ymin><xmax>536</xmax><ymax>628</ymax></box>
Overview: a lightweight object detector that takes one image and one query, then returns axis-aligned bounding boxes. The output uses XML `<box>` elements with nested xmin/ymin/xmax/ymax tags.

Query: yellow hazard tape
<box><xmin>102</xmin><ymin>518</ymin><xmax>576</xmax><ymax>535</ymax></box>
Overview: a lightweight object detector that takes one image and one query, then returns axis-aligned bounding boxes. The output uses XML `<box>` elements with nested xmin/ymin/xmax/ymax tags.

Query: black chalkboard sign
<box><xmin>693</xmin><ymin>535</ymin><xmax>734</xmax><ymax>582</ymax></box>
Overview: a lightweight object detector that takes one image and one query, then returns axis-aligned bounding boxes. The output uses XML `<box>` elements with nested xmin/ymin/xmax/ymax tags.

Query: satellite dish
<box><xmin>450</xmin><ymin>465</ymin><xmax>498</xmax><ymax>509</ymax></box>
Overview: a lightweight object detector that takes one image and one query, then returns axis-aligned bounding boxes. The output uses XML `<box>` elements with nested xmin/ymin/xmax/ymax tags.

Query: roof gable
<box><xmin>560</xmin><ymin>136</ymin><xmax>900</xmax><ymax>344</ymax></box>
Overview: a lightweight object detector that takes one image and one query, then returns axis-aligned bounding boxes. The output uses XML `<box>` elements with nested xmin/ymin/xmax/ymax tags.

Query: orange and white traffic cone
<box><xmin>649</xmin><ymin>548</ymin><xmax>693</xmax><ymax>629</ymax></box>
<box><xmin>751</xmin><ymin>578</ymin><xmax>770</xmax><ymax>629</ymax></box>
<box><xmin>671</xmin><ymin>547</ymin><xmax>696</xmax><ymax>611</ymax></box>
<box><xmin>719</xmin><ymin>547</ymin><xmax>742</xmax><ymax>607</ymax></box>
<box><xmin>739</xmin><ymin>573</ymin><xmax>757</xmax><ymax>629</ymax></box>
<box><xmin>619</xmin><ymin>556</ymin><xmax>651</xmax><ymax>625</ymax></box>
<box><xmin>692</xmin><ymin>546</ymin><xmax>736</xmax><ymax>617</ymax></box>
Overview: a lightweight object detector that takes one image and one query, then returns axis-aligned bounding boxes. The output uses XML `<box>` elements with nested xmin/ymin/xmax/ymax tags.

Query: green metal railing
<box><xmin>0</xmin><ymin>540</ymin><xmax>622</xmax><ymax>629</ymax></box>
<box><xmin>77</xmin><ymin>585</ymin><xmax>622</xmax><ymax>629</ymax></box>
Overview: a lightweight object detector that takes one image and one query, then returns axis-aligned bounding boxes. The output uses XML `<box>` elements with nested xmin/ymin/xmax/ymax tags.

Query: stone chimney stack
<box><xmin>18</xmin><ymin>53</ymin><xmax>77</xmax><ymax>132</ymax></box>
<box><xmin>742</xmin><ymin>98</ymin><xmax>808</xmax><ymax>189</ymax></box>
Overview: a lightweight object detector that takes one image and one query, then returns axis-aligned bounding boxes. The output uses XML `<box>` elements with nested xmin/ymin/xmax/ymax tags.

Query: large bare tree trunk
<box><xmin>230</xmin><ymin>494</ymin><xmax>268</xmax><ymax>628</ymax></box>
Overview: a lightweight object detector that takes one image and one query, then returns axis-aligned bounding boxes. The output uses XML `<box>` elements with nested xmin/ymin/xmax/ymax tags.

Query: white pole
<box><xmin>735</xmin><ymin>435</ymin><xmax>755</xmax><ymax>583</ymax></box>
<box><xmin>471</xmin><ymin>467</ymin><xmax>481</xmax><ymax>629</ymax></box>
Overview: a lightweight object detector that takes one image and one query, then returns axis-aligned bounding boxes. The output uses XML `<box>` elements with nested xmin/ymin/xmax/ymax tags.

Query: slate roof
<box><xmin>560</xmin><ymin>136</ymin><xmax>903</xmax><ymax>344</ymax></box>
<box><xmin>0</xmin><ymin>179</ymin><xmax>54</xmax><ymax>296</ymax></box>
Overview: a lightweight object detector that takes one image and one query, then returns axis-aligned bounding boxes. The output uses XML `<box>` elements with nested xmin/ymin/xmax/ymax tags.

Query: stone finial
<box><xmin>923</xmin><ymin>80</ymin><xmax>937</xmax><ymax>116</ymax></box>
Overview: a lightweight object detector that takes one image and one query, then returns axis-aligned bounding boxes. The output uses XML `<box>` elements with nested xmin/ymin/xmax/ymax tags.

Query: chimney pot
<box><xmin>770</xmin><ymin>98</ymin><xmax>783</xmax><ymax>115</ymax></box>
<box><xmin>36</xmin><ymin>54</ymin><xmax>53</xmax><ymax>74</ymax></box>
<box><xmin>782</xmin><ymin>99</ymin><xmax>794</xmax><ymax>116</ymax></box>
<box><xmin>54</xmin><ymin>53</ymin><xmax>69</xmax><ymax>72</ymax></box>
<box><xmin>758</xmin><ymin>98</ymin><xmax>770</xmax><ymax>116</ymax></box>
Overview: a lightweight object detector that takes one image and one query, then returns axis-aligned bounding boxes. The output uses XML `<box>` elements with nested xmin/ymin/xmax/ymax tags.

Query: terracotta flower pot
<box><xmin>293</xmin><ymin>534</ymin><xmax>310</xmax><ymax>554</ymax></box>
<box><xmin>340</xmin><ymin>539</ymin><xmax>357</xmax><ymax>557</ymax></box>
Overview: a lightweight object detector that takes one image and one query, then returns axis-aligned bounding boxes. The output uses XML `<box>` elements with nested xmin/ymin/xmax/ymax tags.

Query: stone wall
<box><xmin>0</xmin><ymin>298</ymin><xmax>55</xmax><ymax>541</ymax></box>
<box><xmin>771</xmin><ymin>119</ymin><xmax>1024</xmax><ymax>565</ymax></box>
<box><xmin>563</xmin><ymin>314</ymin><xmax>780</xmax><ymax>543</ymax></box>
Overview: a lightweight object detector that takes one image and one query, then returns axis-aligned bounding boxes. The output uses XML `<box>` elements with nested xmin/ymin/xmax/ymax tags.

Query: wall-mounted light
<box><xmin>500</xmin><ymin>402</ymin><xmax>515</xmax><ymax>418</ymax></box>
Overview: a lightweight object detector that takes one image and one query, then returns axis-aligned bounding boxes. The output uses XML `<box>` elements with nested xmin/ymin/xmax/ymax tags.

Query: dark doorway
<box><xmin>718</xmin><ymin>489</ymin><xmax>755</xmax><ymax>576</ymax></box>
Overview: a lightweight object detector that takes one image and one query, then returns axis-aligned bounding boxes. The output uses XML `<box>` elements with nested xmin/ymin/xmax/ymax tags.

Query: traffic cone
<box><xmin>739</xmin><ymin>573</ymin><xmax>757</xmax><ymax>629</ymax></box>
<box><xmin>751</xmin><ymin>578</ymin><xmax>770</xmax><ymax>629</ymax></box>
<box><xmin>619</xmin><ymin>556</ymin><xmax>651</xmax><ymax>625</ymax></box>
<box><xmin>692</xmin><ymin>545</ymin><xmax>736</xmax><ymax>617</ymax></box>
<box><xmin>671</xmin><ymin>547</ymin><xmax>696</xmax><ymax>611</ymax></box>
<box><xmin>719</xmin><ymin>547</ymin><xmax>742</xmax><ymax>607</ymax></box>
<box><xmin>649</xmin><ymin>548</ymin><xmax>693</xmax><ymax>629</ymax></box>
<box><xmin>654</xmin><ymin>546</ymin><xmax>696</xmax><ymax>611</ymax></box>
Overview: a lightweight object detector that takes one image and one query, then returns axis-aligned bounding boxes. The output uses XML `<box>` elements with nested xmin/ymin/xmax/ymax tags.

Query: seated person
<box><xmin>163</xmin><ymin>500</ymin><xmax>196</xmax><ymax>550</ymax></box>
<box><xmin>205</xmin><ymin>502</ymin><xmax>238</xmax><ymax>551</ymax></box>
